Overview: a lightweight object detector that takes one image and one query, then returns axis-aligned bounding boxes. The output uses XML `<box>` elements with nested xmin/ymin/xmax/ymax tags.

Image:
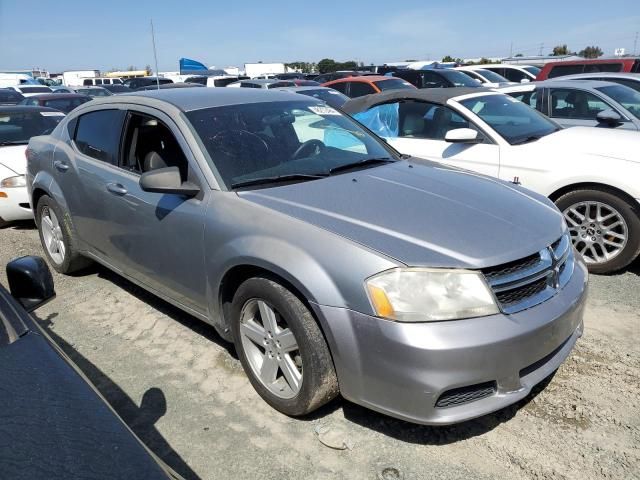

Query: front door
<box><xmin>92</xmin><ymin>109</ymin><xmax>207</xmax><ymax>314</ymax></box>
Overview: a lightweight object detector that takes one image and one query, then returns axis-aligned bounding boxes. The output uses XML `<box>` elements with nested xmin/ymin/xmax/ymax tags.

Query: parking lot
<box><xmin>1</xmin><ymin>222</ymin><xmax>638</xmax><ymax>480</ymax></box>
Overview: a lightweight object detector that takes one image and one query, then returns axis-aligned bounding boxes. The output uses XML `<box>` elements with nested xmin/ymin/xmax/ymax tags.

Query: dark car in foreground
<box><xmin>20</xmin><ymin>93</ymin><xmax>92</xmax><ymax>113</ymax></box>
<box><xmin>0</xmin><ymin>256</ymin><xmax>181</xmax><ymax>479</ymax></box>
<box><xmin>124</xmin><ymin>76</ymin><xmax>173</xmax><ymax>90</ymax></box>
<box><xmin>391</xmin><ymin>68</ymin><xmax>482</xmax><ymax>89</ymax></box>
<box><xmin>0</xmin><ymin>88</ymin><xmax>25</xmax><ymax>105</ymax></box>
<box><xmin>27</xmin><ymin>88</ymin><xmax>587</xmax><ymax>425</ymax></box>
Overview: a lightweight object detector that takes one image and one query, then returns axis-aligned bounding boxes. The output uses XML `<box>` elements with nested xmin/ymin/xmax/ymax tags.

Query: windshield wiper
<box><xmin>0</xmin><ymin>141</ymin><xmax>28</xmax><ymax>146</ymax></box>
<box><xmin>231</xmin><ymin>173</ymin><xmax>327</xmax><ymax>189</ymax></box>
<box><xmin>512</xmin><ymin>135</ymin><xmax>544</xmax><ymax>145</ymax></box>
<box><xmin>328</xmin><ymin>157</ymin><xmax>395</xmax><ymax>175</ymax></box>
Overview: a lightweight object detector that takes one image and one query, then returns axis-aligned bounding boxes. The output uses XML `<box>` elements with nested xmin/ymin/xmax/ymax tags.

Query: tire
<box><xmin>36</xmin><ymin>195</ymin><xmax>92</xmax><ymax>274</ymax></box>
<box><xmin>230</xmin><ymin>277</ymin><xmax>339</xmax><ymax>417</ymax></box>
<box><xmin>555</xmin><ymin>187</ymin><xmax>640</xmax><ymax>274</ymax></box>
<box><xmin>0</xmin><ymin>217</ymin><xmax>8</xmax><ymax>229</ymax></box>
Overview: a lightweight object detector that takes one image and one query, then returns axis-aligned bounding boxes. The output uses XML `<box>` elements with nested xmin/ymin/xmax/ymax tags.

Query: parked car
<box><xmin>274</xmin><ymin>86</ymin><xmax>350</xmax><ymax>109</ymax></box>
<box><xmin>20</xmin><ymin>93</ymin><xmax>93</xmax><ymax>114</ymax></box>
<box><xmin>7</xmin><ymin>85</ymin><xmax>53</xmax><ymax>97</ymax></box>
<box><xmin>391</xmin><ymin>68</ymin><xmax>482</xmax><ymax>89</ymax></box>
<box><xmin>552</xmin><ymin>72</ymin><xmax>640</xmax><ymax>93</ymax></box>
<box><xmin>270</xmin><ymin>80</ymin><xmax>320</xmax><ymax>88</ymax></box>
<box><xmin>455</xmin><ymin>66</ymin><xmax>516</xmax><ymax>87</ymax></box>
<box><xmin>537</xmin><ymin>57</ymin><xmax>640</xmax><ymax>81</ymax></box>
<box><xmin>135</xmin><ymin>82</ymin><xmax>205</xmax><ymax>91</ymax></box>
<box><xmin>343</xmin><ymin>88</ymin><xmax>640</xmax><ymax>273</ymax></box>
<box><xmin>81</xmin><ymin>76</ymin><xmax>124</xmax><ymax>86</ymax></box>
<box><xmin>478</xmin><ymin>64</ymin><xmax>539</xmax><ymax>83</ymax></box>
<box><xmin>0</xmin><ymin>88</ymin><xmax>25</xmax><ymax>105</ymax></box>
<box><xmin>501</xmin><ymin>80</ymin><xmax>640</xmax><ymax>131</ymax></box>
<box><xmin>313</xmin><ymin>71</ymin><xmax>362</xmax><ymax>83</ymax></box>
<box><xmin>322</xmin><ymin>75</ymin><xmax>416</xmax><ymax>98</ymax></box>
<box><xmin>74</xmin><ymin>86</ymin><xmax>113</xmax><ymax>97</ymax></box>
<box><xmin>124</xmin><ymin>77</ymin><xmax>173</xmax><ymax>90</ymax></box>
<box><xmin>226</xmin><ymin>79</ymin><xmax>280</xmax><ymax>89</ymax></box>
<box><xmin>49</xmin><ymin>85</ymin><xmax>76</xmax><ymax>94</ymax></box>
<box><xmin>184</xmin><ymin>75</ymin><xmax>242</xmax><ymax>88</ymax></box>
<box><xmin>1</xmin><ymin>106</ymin><xmax>64</xmax><ymax>226</ymax></box>
<box><xmin>101</xmin><ymin>84</ymin><xmax>134</xmax><ymax>94</ymax></box>
<box><xmin>274</xmin><ymin>73</ymin><xmax>307</xmax><ymax>80</ymax></box>
<box><xmin>0</xmin><ymin>256</ymin><xmax>182</xmax><ymax>479</ymax></box>
<box><xmin>27</xmin><ymin>88</ymin><xmax>587</xmax><ymax>426</ymax></box>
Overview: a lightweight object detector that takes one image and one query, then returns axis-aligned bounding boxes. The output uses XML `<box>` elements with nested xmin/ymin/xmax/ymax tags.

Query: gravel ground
<box><xmin>1</xmin><ymin>223</ymin><xmax>639</xmax><ymax>480</ymax></box>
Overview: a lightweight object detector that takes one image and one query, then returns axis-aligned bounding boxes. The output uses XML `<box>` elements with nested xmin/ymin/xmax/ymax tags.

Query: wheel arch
<box><xmin>548</xmin><ymin>182</ymin><xmax>638</xmax><ymax>209</ymax></box>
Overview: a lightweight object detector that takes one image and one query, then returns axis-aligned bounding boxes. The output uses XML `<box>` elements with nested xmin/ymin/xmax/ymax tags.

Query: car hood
<box><xmin>528</xmin><ymin>127</ymin><xmax>640</xmax><ymax>164</ymax></box>
<box><xmin>0</xmin><ymin>145</ymin><xmax>27</xmax><ymax>175</ymax></box>
<box><xmin>239</xmin><ymin>161</ymin><xmax>564</xmax><ymax>268</ymax></box>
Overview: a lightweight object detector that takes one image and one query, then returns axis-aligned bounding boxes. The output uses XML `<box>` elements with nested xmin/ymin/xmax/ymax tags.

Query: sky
<box><xmin>1</xmin><ymin>0</ymin><xmax>639</xmax><ymax>73</ymax></box>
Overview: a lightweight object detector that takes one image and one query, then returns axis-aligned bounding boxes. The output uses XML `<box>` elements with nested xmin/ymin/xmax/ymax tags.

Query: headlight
<box><xmin>365</xmin><ymin>268</ymin><xmax>499</xmax><ymax>322</ymax></box>
<box><xmin>1</xmin><ymin>175</ymin><xmax>26</xmax><ymax>188</ymax></box>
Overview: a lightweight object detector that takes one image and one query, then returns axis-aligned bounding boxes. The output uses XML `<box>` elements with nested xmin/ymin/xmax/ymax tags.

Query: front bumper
<box><xmin>0</xmin><ymin>186</ymin><xmax>32</xmax><ymax>222</ymax></box>
<box><xmin>313</xmin><ymin>258</ymin><xmax>588</xmax><ymax>425</ymax></box>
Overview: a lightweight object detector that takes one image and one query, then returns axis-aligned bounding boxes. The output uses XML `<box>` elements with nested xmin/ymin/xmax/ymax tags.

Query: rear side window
<box><xmin>348</xmin><ymin>82</ymin><xmax>376</xmax><ymax>98</ymax></box>
<box><xmin>584</xmin><ymin>63</ymin><xmax>621</xmax><ymax>73</ymax></box>
<box><xmin>83</xmin><ymin>79</ymin><xmax>92</xmax><ymax>86</ymax></box>
<box><xmin>548</xmin><ymin>64</ymin><xmax>584</xmax><ymax>78</ymax></box>
<box><xmin>74</xmin><ymin>109</ymin><xmax>125</xmax><ymax>165</ymax></box>
<box><xmin>329</xmin><ymin>82</ymin><xmax>348</xmax><ymax>94</ymax></box>
<box><xmin>501</xmin><ymin>68</ymin><xmax>529</xmax><ymax>82</ymax></box>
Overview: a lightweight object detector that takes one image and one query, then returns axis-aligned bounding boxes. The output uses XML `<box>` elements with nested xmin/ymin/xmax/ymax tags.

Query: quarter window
<box><xmin>74</xmin><ymin>109</ymin><xmax>126</xmax><ymax>165</ymax></box>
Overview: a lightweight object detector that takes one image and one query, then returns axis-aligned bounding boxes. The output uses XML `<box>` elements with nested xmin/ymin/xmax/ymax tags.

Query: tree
<box><xmin>579</xmin><ymin>46</ymin><xmax>603</xmax><ymax>58</ymax></box>
<box><xmin>442</xmin><ymin>55</ymin><xmax>456</xmax><ymax>62</ymax></box>
<box><xmin>552</xmin><ymin>44</ymin><xmax>570</xmax><ymax>56</ymax></box>
<box><xmin>317</xmin><ymin>58</ymin><xmax>337</xmax><ymax>74</ymax></box>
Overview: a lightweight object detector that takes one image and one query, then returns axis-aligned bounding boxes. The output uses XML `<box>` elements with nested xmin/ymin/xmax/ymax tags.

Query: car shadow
<box><xmin>36</xmin><ymin>312</ymin><xmax>202</xmax><ymax>480</ymax></box>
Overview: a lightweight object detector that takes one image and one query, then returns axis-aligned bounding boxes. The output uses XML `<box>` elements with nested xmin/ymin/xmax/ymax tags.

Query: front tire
<box><xmin>36</xmin><ymin>195</ymin><xmax>91</xmax><ymax>274</ymax></box>
<box><xmin>230</xmin><ymin>277</ymin><xmax>339</xmax><ymax>417</ymax></box>
<box><xmin>556</xmin><ymin>187</ymin><xmax>640</xmax><ymax>274</ymax></box>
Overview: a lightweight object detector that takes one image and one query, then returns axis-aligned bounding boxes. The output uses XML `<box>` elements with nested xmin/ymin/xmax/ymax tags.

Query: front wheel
<box><xmin>230</xmin><ymin>277</ymin><xmax>339</xmax><ymax>417</ymax></box>
<box><xmin>556</xmin><ymin>188</ymin><xmax>640</xmax><ymax>274</ymax></box>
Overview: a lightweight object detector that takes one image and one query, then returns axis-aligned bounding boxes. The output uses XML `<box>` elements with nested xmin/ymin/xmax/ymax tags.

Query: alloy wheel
<box><xmin>563</xmin><ymin>201</ymin><xmax>628</xmax><ymax>264</ymax></box>
<box><xmin>239</xmin><ymin>299</ymin><xmax>303</xmax><ymax>399</ymax></box>
<box><xmin>40</xmin><ymin>207</ymin><xmax>66</xmax><ymax>265</ymax></box>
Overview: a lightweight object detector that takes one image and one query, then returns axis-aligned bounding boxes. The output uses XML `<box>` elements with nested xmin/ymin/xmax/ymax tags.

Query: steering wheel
<box><xmin>291</xmin><ymin>139</ymin><xmax>325</xmax><ymax>160</ymax></box>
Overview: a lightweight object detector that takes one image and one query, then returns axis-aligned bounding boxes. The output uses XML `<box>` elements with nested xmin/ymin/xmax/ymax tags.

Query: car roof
<box><xmin>27</xmin><ymin>93</ymin><xmax>91</xmax><ymax>100</ymax></box>
<box><xmin>558</xmin><ymin>72</ymin><xmax>640</xmax><ymax>81</ymax></box>
<box><xmin>275</xmin><ymin>86</ymin><xmax>338</xmax><ymax>93</ymax></box>
<box><xmin>241</xmin><ymin>79</ymin><xmax>278</xmax><ymax>84</ymax></box>
<box><xmin>0</xmin><ymin>105</ymin><xmax>64</xmax><ymax>113</ymax></box>
<box><xmin>325</xmin><ymin>75</ymin><xmax>390</xmax><ymax>84</ymax></box>
<box><xmin>95</xmin><ymin>87</ymin><xmax>316</xmax><ymax>112</ymax></box>
<box><xmin>341</xmin><ymin>87</ymin><xmax>492</xmax><ymax>114</ymax></box>
<box><xmin>537</xmin><ymin>79</ymin><xmax>622</xmax><ymax>89</ymax></box>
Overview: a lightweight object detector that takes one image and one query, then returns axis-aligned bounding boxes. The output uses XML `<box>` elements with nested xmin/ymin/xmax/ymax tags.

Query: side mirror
<box><xmin>596</xmin><ymin>109</ymin><xmax>622</xmax><ymax>126</ymax></box>
<box><xmin>520</xmin><ymin>78</ymin><xmax>531</xmax><ymax>83</ymax></box>
<box><xmin>6</xmin><ymin>256</ymin><xmax>55</xmax><ymax>312</ymax></box>
<box><xmin>139</xmin><ymin>166</ymin><xmax>200</xmax><ymax>197</ymax></box>
<box><xmin>445</xmin><ymin>128</ymin><xmax>482</xmax><ymax>144</ymax></box>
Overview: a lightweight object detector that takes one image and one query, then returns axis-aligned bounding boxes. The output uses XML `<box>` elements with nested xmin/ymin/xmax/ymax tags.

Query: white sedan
<box><xmin>343</xmin><ymin>88</ymin><xmax>640</xmax><ymax>273</ymax></box>
<box><xmin>0</xmin><ymin>106</ymin><xmax>64</xmax><ymax>227</ymax></box>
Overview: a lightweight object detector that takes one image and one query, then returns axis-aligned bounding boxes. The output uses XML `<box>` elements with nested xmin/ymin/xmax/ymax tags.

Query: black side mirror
<box><xmin>596</xmin><ymin>109</ymin><xmax>622</xmax><ymax>127</ymax></box>
<box><xmin>6</xmin><ymin>256</ymin><xmax>55</xmax><ymax>312</ymax></box>
<box><xmin>139</xmin><ymin>166</ymin><xmax>200</xmax><ymax>197</ymax></box>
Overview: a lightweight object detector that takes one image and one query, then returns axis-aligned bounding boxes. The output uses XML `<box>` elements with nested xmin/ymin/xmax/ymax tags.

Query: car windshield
<box><xmin>295</xmin><ymin>89</ymin><xmax>349</xmax><ymax>108</ymax></box>
<box><xmin>438</xmin><ymin>70</ymin><xmax>482</xmax><ymax>87</ymax></box>
<box><xmin>459</xmin><ymin>94</ymin><xmax>559</xmax><ymax>145</ymax></box>
<box><xmin>595</xmin><ymin>84</ymin><xmax>640</xmax><ymax>120</ymax></box>
<box><xmin>0</xmin><ymin>110</ymin><xmax>64</xmax><ymax>144</ymax></box>
<box><xmin>474</xmin><ymin>69</ymin><xmax>510</xmax><ymax>83</ymax></box>
<box><xmin>523</xmin><ymin>66</ymin><xmax>541</xmax><ymax>76</ymax></box>
<box><xmin>186</xmin><ymin>100</ymin><xmax>395</xmax><ymax>189</ymax></box>
<box><xmin>374</xmin><ymin>79</ymin><xmax>415</xmax><ymax>91</ymax></box>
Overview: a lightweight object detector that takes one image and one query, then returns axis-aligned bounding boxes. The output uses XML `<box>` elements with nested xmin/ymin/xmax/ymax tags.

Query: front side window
<box><xmin>501</xmin><ymin>68</ymin><xmax>529</xmax><ymax>83</ymax></box>
<box><xmin>439</xmin><ymin>70</ymin><xmax>482</xmax><ymax>87</ymax></box>
<box><xmin>549</xmin><ymin>88</ymin><xmax>610</xmax><ymax>119</ymax></box>
<box><xmin>186</xmin><ymin>101</ymin><xmax>394</xmax><ymax>188</ymax></box>
<box><xmin>348</xmin><ymin>82</ymin><xmax>376</xmax><ymax>98</ymax></box>
<box><xmin>0</xmin><ymin>110</ymin><xmax>64</xmax><ymax>144</ymax></box>
<box><xmin>459</xmin><ymin>94</ymin><xmax>559</xmax><ymax>145</ymax></box>
<box><xmin>329</xmin><ymin>82</ymin><xmax>348</xmax><ymax>94</ymax></box>
<box><xmin>398</xmin><ymin>101</ymin><xmax>471</xmax><ymax>139</ymax></box>
<box><xmin>595</xmin><ymin>84</ymin><xmax>640</xmax><ymax>120</ymax></box>
<box><xmin>74</xmin><ymin>109</ymin><xmax>125</xmax><ymax>164</ymax></box>
<box><xmin>419</xmin><ymin>71</ymin><xmax>447</xmax><ymax>88</ymax></box>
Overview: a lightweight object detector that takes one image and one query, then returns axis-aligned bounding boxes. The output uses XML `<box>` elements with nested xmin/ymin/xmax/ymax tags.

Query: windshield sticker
<box><xmin>309</xmin><ymin>105</ymin><xmax>341</xmax><ymax>116</ymax></box>
<box><xmin>40</xmin><ymin>111</ymin><xmax>65</xmax><ymax>117</ymax></box>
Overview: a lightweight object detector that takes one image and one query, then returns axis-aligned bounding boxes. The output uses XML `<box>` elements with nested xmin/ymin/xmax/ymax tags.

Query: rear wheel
<box><xmin>556</xmin><ymin>188</ymin><xmax>640</xmax><ymax>274</ymax></box>
<box><xmin>36</xmin><ymin>195</ymin><xmax>91</xmax><ymax>274</ymax></box>
<box><xmin>231</xmin><ymin>277</ymin><xmax>338</xmax><ymax>416</ymax></box>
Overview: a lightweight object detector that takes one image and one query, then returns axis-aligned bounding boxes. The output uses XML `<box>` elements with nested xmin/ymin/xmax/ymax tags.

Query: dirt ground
<box><xmin>1</xmin><ymin>223</ymin><xmax>638</xmax><ymax>480</ymax></box>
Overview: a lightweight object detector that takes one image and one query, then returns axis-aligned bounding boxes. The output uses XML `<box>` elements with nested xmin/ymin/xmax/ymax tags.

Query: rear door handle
<box><xmin>106</xmin><ymin>183</ymin><xmax>128</xmax><ymax>196</ymax></box>
<box><xmin>53</xmin><ymin>160</ymin><xmax>69</xmax><ymax>172</ymax></box>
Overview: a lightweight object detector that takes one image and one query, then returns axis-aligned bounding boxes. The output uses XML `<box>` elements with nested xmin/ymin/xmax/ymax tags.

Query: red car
<box><xmin>19</xmin><ymin>93</ymin><xmax>92</xmax><ymax>114</ymax></box>
<box><xmin>537</xmin><ymin>57</ymin><xmax>640</xmax><ymax>80</ymax></box>
<box><xmin>322</xmin><ymin>75</ymin><xmax>416</xmax><ymax>98</ymax></box>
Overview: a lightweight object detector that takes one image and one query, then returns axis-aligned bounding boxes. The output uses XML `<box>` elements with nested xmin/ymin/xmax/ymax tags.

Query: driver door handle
<box><xmin>106</xmin><ymin>183</ymin><xmax>128</xmax><ymax>196</ymax></box>
<box><xmin>53</xmin><ymin>160</ymin><xmax>69</xmax><ymax>172</ymax></box>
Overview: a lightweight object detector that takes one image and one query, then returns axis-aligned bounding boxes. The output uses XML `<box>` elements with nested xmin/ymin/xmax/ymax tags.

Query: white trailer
<box><xmin>62</xmin><ymin>70</ymin><xmax>100</xmax><ymax>86</ymax></box>
<box><xmin>244</xmin><ymin>63</ymin><xmax>286</xmax><ymax>78</ymax></box>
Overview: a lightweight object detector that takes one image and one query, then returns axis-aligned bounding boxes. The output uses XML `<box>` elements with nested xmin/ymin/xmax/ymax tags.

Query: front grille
<box><xmin>435</xmin><ymin>381</ymin><xmax>497</xmax><ymax>408</ymax></box>
<box><xmin>482</xmin><ymin>234</ymin><xmax>574</xmax><ymax>314</ymax></box>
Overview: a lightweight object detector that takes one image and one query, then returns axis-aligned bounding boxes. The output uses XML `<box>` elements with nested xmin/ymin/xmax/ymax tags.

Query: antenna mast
<box><xmin>151</xmin><ymin>19</ymin><xmax>160</xmax><ymax>90</ymax></box>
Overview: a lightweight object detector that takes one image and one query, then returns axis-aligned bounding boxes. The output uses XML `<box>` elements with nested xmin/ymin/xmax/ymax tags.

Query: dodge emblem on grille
<box><xmin>548</xmin><ymin>246</ymin><xmax>561</xmax><ymax>289</ymax></box>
